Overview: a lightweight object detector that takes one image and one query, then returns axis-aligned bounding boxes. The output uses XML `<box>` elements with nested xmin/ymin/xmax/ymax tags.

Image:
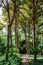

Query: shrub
<box><xmin>10</xmin><ymin>53</ymin><xmax>21</xmax><ymax>65</ymax></box>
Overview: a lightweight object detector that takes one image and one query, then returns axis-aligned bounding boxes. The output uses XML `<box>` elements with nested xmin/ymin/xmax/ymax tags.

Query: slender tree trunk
<box><xmin>5</xmin><ymin>0</ymin><xmax>17</xmax><ymax>61</ymax></box>
<box><xmin>32</xmin><ymin>0</ymin><xmax>37</xmax><ymax>61</ymax></box>
<box><xmin>26</xmin><ymin>21</ymin><xmax>30</xmax><ymax>54</ymax></box>
<box><xmin>15</xmin><ymin>12</ymin><xmax>19</xmax><ymax>49</ymax></box>
<box><xmin>10</xmin><ymin>27</ymin><xmax>12</xmax><ymax>47</ymax></box>
<box><xmin>32</xmin><ymin>21</ymin><xmax>37</xmax><ymax>61</ymax></box>
<box><xmin>25</xmin><ymin>21</ymin><xmax>27</xmax><ymax>54</ymax></box>
<box><xmin>9</xmin><ymin>26</ymin><xmax>12</xmax><ymax>54</ymax></box>
<box><xmin>25</xmin><ymin>21</ymin><xmax>30</xmax><ymax>54</ymax></box>
<box><xmin>6</xmin><ymin>25</ymin><xmax>12</xmax><ymax>61</ymax></box>
<box><xmin>6</xmin><ymin>25</ymin><xmax>10</xmax><ymax>61</ymax></box>
<box><xmin>6</xmin><ymin>0</ymin><xmax>10</xmax><ymax>61</ymax></box>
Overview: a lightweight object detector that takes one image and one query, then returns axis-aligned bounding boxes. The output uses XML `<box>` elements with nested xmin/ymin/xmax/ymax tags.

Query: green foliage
<box><xmin>30</xmin><ymin>47</ymin><xmax>40</xmax><ymax>54</ymax></box>
<box><xmin>9</xmin><ymin>53</ymin><xmax>21</xmax><ymax>65</ymax></box>
<box><xmin>0</xmin><ymin>53</ymin><xmax>21</xmax><ymax>65</ymax></box>
<box><xmin>0</xmin><ymin>35</ymin><xmax>6</xmax><ymax>55</ymax></box>
<box><xmin>0</xmin><ymin>0</ymin><xmax>43</xmax><ymax>64</ymax></box>
<box><xmin>9</xmin><ymin>48</ymin><xmax>20</xmax><ymax>54</ymax></box>
<box><xmin>11</xmin><ymin>53</ymin><xmax>21</xmax><ymax>63</ymax></box>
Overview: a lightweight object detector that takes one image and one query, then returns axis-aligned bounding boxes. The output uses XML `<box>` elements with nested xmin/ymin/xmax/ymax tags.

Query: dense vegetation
<box><xmin>0</xmin><ymin>0</ymin><xmax>43</xmax><ymax>65</ymax></box>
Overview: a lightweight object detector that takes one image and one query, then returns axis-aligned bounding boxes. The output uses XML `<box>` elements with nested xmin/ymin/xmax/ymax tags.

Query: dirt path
<box><xmin>21</xmin><ymin>54</ymin><xmax>29</xmax><ymax>62</ymax></box>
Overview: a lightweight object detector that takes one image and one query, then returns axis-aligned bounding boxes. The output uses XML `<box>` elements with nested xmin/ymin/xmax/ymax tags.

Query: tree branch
<box><xmin>6</xmin><ymin>0</ymin><xmax>10</xmax><ymax>24</ymax></box>
<box><xmin>10</xmin><ymin>0</ymin><xmax>17</xmax><ymax>26</ymax></box>
<box><xmin>2</xmin><ymin>0</ymin><xmax>7</xmax><ymax>10</ymax></box>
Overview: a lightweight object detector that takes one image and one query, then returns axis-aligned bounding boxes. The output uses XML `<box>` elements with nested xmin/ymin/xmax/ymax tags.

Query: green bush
<box><xmin>11</xmin><ymin>53</ymin><xmax>21</xmax><ymax>65</ymax></box>
<box><xmin>0</xmin><ymin>53</ymin><xmax>21</xmax><ymax>65</ymax></box>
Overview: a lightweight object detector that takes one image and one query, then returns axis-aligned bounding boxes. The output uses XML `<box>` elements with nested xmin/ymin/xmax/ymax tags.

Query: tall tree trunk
<box><xmin>9</xmin><ymin>26</ymin><xmax>12</xmax><ymax>54</ymax></box>
<box><xmin>32</xmin><ymin>21</ymin><xmax>37</xmax><ymax>61</ymax></box>
<box><xmin>5</xmin><ymin>0</ymin><xmax>17</xmax><ymax>61</ymax></box>
<box><xmin>6</xmin><ymin>25</ymin><xmax>12</xmax><ymax>61</ymax></box>
<box><xmin>26</xmin><ymin>21</ymin><xmax>30</xmax><ymax>54</ymax></box>
<box><xmin>6</xmin><ymin>0</ymin><xmax>10</xmax><ymax>61</ymax></box>
<box><xmin>6</xmin><ymin>25</ymin><xmax>10</xmax><ymax>61</ymax></box>
<box><xmin>25</xmin><ymin>21</ymin><xmax>30</xmax><ymax>54</ymax></box>
<box><xmin>24</xmin><ymin>22</ymin><xmax>27</xmax><ymax>54</ymax></box>
<box><xmin>32</xmin><ymin>0</ymin><xmax>37</xmax><ymax>61</ymax></box>
<box><xmin>15</xmin><ymin>12</ymin><xmax>19</xmax><ymax>49</ymax></box>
